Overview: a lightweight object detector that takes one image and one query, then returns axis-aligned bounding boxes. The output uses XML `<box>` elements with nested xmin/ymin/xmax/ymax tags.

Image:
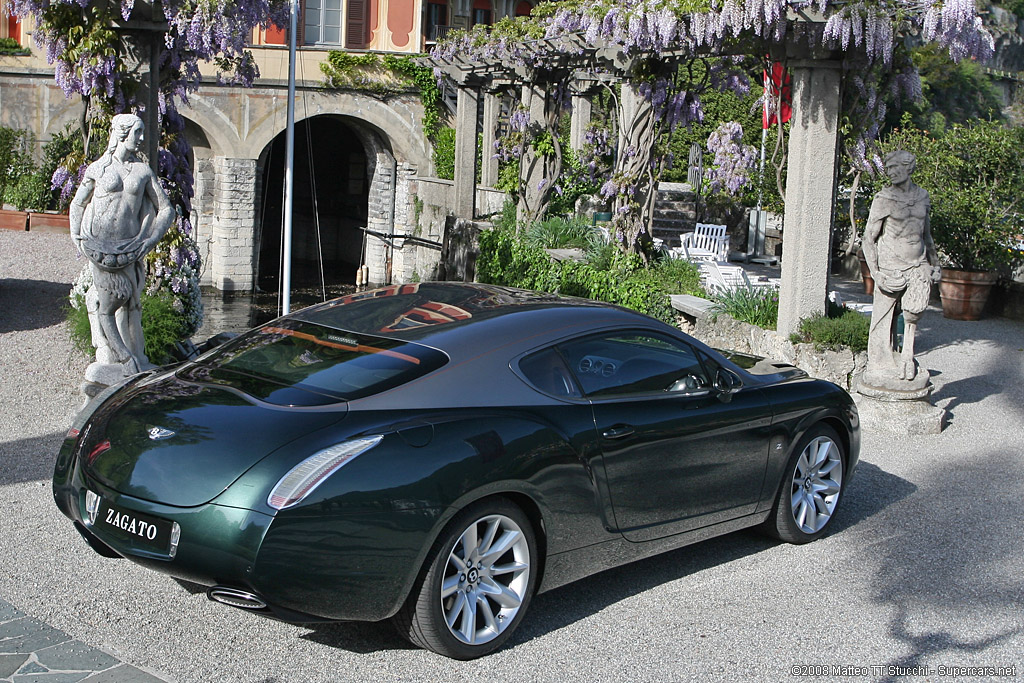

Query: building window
<box><xmin>472</xmin><ymin>0</ymin><xmax>492</xmax><ymax>26</ymax></box>
<box><xmin>304</xmin><ymin>0</ymin><xmax>343</xmax><ymax>44</ymax></box>
<box><xmin>425</xmin><ymin>0</ymin><xmax>448</xmax><ymax>41</ymax></box>
<box><xmin>2</xmin><ymin>2</ymin><xmax>21</xmax><ymax>44</ymax></box>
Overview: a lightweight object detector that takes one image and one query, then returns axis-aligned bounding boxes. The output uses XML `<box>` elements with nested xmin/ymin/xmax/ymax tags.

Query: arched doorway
<box><xmin>257</xmin><ymin>115</ymin><xmax>370</xmax><ymax>294</ymax></box>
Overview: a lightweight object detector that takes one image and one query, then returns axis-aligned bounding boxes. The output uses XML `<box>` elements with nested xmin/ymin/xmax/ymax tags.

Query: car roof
<box><xmin>292</xmin><ymin>282</ymin><xmax>657</xmax><ymax>357</ymax></box>
<box><xmin>290</xmin><ymin>282</ymin><xmax>710</xmax><ymax>409</ymax></box>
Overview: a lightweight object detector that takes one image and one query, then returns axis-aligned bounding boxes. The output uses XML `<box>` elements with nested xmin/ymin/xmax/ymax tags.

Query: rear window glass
<box><xmin>197</xmin><ymin>320</ymin><xmax>447</xmax><ymax>401</ymax></box>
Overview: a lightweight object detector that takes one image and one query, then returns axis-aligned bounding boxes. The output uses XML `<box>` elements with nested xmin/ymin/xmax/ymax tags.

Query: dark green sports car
<box><xmin>54</xmin><ymin>282</ymin><xmax>859</xmax><ymax>659</ymax></box>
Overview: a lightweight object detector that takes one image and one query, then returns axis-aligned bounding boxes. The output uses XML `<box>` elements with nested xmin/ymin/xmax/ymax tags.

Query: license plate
<box><xmin>96</xmin><ymin>500</ymin><xmax>174</xmax><ymax>554</ymax></box>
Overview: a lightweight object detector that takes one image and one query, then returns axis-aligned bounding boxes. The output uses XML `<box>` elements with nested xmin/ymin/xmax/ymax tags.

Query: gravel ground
<box><xmin>2</xmin><ymin>229</ymin><xmax>1023</xmax><ymax>682</ymax></box>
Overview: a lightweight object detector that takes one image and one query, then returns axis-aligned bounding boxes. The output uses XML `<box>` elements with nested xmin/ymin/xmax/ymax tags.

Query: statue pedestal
<box><xmin>853</xmin><ymin>373</ymin><xmax>946</xmax><ymax>435</ymax></box>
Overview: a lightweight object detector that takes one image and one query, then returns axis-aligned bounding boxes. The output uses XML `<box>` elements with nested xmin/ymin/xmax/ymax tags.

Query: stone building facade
<box><xmin>0</xmin><ymin>0</ymin><xmax>537</xmax><ymax>293</ymax></box>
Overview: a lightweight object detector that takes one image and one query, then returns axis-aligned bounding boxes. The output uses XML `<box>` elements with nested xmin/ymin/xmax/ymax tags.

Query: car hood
<box><xmin>81</xmin><ymin>372</ymin><xmax>346</xmax><ymax>507</ymax></box>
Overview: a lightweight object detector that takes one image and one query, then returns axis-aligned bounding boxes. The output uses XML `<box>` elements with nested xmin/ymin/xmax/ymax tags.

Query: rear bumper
<box><xmin>53</xmin><ymin>450</ymin><xmax>437</xmax><ymax>623</ymax></box>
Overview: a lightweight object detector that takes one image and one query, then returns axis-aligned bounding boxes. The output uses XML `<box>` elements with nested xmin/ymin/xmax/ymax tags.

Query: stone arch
<box><xmin>179</xmin><ymin>96</ymin><xmax>240</xmax><ymax>159</ymax></box>
<box><xmin>177</xmin><ymin>85</ymin><xmax>430</xmax><ymax>293</ymax></box>
<box><xmin>241</xmin><ymin>89</ymin><xmax>429</xmax><ymax>170</ymax></box>
<box><xmin>255</xmin><ymin>114</ymin><xmax>387</xmax><ymax>293</ymax></box>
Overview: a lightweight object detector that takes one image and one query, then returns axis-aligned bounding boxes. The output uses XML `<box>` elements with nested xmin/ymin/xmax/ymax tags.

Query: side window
<box><xmin>558</xmin><ymin>331</ymin><xmax>710</xmax><ymax>397</ymax></box>
<box><xmin>518</xmin><ymin>348</ymin><xmax>580</xmax><ymax>398</ymax></box>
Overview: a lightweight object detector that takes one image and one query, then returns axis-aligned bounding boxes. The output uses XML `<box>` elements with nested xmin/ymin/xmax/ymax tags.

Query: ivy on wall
<box><xmin>321</xmin><ymin>52</ymin><xmax>444</xmax><ymax>139</ymax></box>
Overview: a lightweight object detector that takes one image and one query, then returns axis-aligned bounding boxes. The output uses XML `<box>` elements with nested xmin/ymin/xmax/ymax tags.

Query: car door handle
<box><xmin>602</xmin><ymin>424</ymin><xmax>635</xmax><ymax>439</ymax></box>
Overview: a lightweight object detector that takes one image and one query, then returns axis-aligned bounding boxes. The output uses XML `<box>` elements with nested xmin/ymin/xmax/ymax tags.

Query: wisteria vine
<box><xmin>433</xmin><ymin>0</ymin><xmax>993</xmax><ymax>255</ymax></box>
<box><xmin>13</xmin><ymin>0</ymin><xmax>289</xmax><ymax>337</ymax></box>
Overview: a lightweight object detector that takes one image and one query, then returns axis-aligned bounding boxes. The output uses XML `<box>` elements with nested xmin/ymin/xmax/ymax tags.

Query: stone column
<box><xmin>777</xmin><ymin>61</ymin><xmax>841</xmax><ymax>337</ymax></box>
<box><xmin>480</xmin><ymin>92</ymin><xmax>501</xmax><ymax>188</ymax></box>
<box><xmin>453</xmin><ymin>85</ymin><xmax>479</xmax><ymax>219</ymax></box>
<box><xmin>116</xmin><ymin>2</ymin><xmax>165</xmax><ymax>173</ymax></box>
<box><xmin>192</xmin><ymin>155</ymin><xmax>216</xmax><ymax>286</ymax></box>
<box><xmin>618</xmin><ymin>82</ymin><xmax>640</xmax><ymax>155</ymax></box>
<box><xmin>210</xmin><ymin>157</ymin><xmax>258</xmax><ymax>291</ymax></box>
<box><xmin>570</xmin><ymin>91</ymin><xmax>592</xmax><ymax>152</ymax></box>
<box><xmin>365</xmin><ymin>149</ymin><xmax>397</xmax><ymax>285</ymax></box>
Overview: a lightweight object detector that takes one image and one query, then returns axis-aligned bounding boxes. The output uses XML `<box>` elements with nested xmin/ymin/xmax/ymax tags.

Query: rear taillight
<box><xmin>267</xmin><ymin>435</ymin><xmax>383</xmax><ymax>510</ymax></box>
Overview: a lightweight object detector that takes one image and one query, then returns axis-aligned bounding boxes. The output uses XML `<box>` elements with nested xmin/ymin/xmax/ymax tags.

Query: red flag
<box><xmin>763</xmin><ymin>62</ymin><xmax>791</xmax><ymax>129</ymax></box>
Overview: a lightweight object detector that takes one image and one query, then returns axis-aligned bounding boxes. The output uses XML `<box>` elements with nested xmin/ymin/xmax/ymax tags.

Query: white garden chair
<box><xmin>677</xmin><ymin>223</ymin><xmax>731</xmax><ymax>262</ymax></box>
<box><xmin>699</xmin><ymin>261</ymin><xmax>779</xmax><ymax>295</ymax></box>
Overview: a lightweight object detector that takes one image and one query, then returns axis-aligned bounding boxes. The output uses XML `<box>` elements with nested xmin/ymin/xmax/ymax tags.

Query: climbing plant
<box><xmin>12</xmin><ymin>0</ymin><xmax>290</xmax><ymax>339</ymax></box>
<box><xmin>433</xmin><ymin>0</ymin><xmax>993</xmax><ymax>257</ymax></box>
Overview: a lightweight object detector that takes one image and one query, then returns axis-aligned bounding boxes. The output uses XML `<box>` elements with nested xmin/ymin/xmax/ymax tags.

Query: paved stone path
<box><xmin>0</xmin><ymin>599</ymin><xmax>167</xmax><ymax>683</ymax></box>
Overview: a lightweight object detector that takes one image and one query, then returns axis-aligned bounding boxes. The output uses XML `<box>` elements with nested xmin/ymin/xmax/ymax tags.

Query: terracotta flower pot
<box><xmin>939</xmin><ymin>269</ymin><xmax>998</xmax><ymax>321</ymax></box>
<box><xmin>0</xmin><ymin>209</ymin><xmax>29</xmax><ymax>231</ymax></box>
<box><xmin>28</xmin><ymin>212</ymin><xmax>71</xmax><ymax>232</ymax></box>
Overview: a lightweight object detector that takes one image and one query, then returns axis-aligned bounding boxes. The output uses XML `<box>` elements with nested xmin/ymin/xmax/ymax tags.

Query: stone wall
<box><xmin>404</xmin><ymin>177</ymin><xmax>507</xmax><ymax>281</ymax></box>
<box><xmin>209</xmin><ymin>157</ymin><xmax>258</xmax><ymax>291</ymax></box>
<box><xmin>682</xmin><ymin>310</ymin><xmax>867</xmax><ymax>391</ymax></box>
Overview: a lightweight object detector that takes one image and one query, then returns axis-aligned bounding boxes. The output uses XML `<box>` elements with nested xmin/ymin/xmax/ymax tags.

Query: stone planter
<box><xmin>939</xmin><ymin>268</ymin><xmax>998</xmax><ymax>321</ymax></box>
<box><xmin>685</xmin><ymin>311</ymin><xmax>867</xmax><ymax>391</ymax></box>
<box><xmin>28</xmin><ymin>212</ymin><xmax>70</xmax><ymax>233</ymax></box>
<box><xmin>0</xmin><ymin>209</ymin><xmax>29</xmax><ymax>231</ymax></box>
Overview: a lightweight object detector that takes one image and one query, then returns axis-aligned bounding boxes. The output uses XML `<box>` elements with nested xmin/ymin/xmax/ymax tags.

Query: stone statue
<box><xmin>858</xmin><ymin>149</ymin><xmax>941</xmax><ymax>396</ymax></box>
<box><xmin>71</xmin><ymin>113</ymin><xmax>173</xmax><ymax>383</ymax></box>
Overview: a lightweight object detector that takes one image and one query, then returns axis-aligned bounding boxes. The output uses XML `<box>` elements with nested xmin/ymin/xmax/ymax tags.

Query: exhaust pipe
<box><xmin>207</xmin><ymin>587</ymin><xmax>268</xmax><ymax>611</ymax></box>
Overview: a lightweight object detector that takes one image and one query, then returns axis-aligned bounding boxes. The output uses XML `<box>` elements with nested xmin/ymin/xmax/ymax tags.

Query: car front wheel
<box><xmin>395</xmin><ymin>498</ymin><xmax>538</xmax><ymax>659</ymax></box>
<box><xmin>766</xmin><ymin>425</ymin><xmax>846</xmax><ymax>544</ymax></box>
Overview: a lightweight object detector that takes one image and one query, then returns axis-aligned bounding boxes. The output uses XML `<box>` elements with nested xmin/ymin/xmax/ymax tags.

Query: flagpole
<box><xmin>282</xmin><ymin>0</ymin><xmax>298</xmax><ymax>314</ymax></box>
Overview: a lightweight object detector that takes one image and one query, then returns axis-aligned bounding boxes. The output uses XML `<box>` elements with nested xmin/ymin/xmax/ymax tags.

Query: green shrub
<box><xmin>67</xmin><ymin>290</ymin><xmax>193</xmax><ymax>366</ymax></box>
<box><xmin>433</xmin><ymin>127</ymin><xmax>456</xmax><ymax>181</ymax></box>
<box><xmin>67</xmin><ymin>296</ymin><xmax>95</xmax><ymax>359</ymax></box>
<box><xmin>523</xmin><ymin>215</ymin><xmax>597</xmax><ymax>249</ymax></box>
<box><xmin>0</xmin><ymin>126</ymin><xmax>34</xmax><ymax>203</ymax></box>
<box><xmin>0</xmin><ymin>38</ymin><xmax>29</xmax><ymax>56</ymax></box>
<box><xmin>648</xmin><ymin>256</ymin><xmax>703</xmax><ymax>295</ymax></box>
<box><xmin>476</xmin><ymin>226</ymin><xmax>702</xmax><ymax>323</ymax></box>
<box><xmin>584</xmin><ymin>240</ymin><xmax>618</xmax><ymax>271</ymax></box>
<box><xmin>546</xmin><ymin>146</ymin><xmax>599</xmax><ymax>216</ymax></box>
<box><xmin>789</xmin><ymin>310</ymin><xmax>870</xmax><ymax>352</ymax></box>
<box><xmin>710</xmin><ymin>286</ymin><xmax>780</xmax><ymax>330</ymax></box>
<box><xmin>5</xmin><ymin>172</ymin><xmax>50</xmax><ymax>212</ymax></box>
<box><xmin>881</xmin><ymin>118</ymin><xmax>1024</xmax><ymax>272</ymax></box>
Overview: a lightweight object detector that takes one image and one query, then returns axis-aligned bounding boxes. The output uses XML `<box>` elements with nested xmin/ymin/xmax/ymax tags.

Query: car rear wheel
<box><xmin>766</xmin><ymin>425</ymin><xmax>846</xmax><ymax>544</ymax></box>
<box><xmin>394</xmin><ymin>498</ymin><xmax>538</xmax><ymax>659</ymax></box>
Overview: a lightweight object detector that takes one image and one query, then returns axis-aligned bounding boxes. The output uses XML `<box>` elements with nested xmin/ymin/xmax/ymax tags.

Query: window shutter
<box><xmin>346</xmin><ymin>0</ymin><xmax>368</xmax><ymax>48</ymax></box>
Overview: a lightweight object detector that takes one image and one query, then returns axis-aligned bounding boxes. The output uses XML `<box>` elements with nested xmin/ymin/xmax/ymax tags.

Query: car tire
<box><xmin>765</xmin><ymin>424</ymin><xmax>846</xmax><ymax>544</ymax></box>
<box><xmin>394</xmin><ymin>498</ymin><xmax>538</xmax><ymax>659</ymax></box>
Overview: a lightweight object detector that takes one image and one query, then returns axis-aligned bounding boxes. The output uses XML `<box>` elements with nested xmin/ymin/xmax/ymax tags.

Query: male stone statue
<box><xmin>71</xmin><ymin>113</ymin><xmax>173</xmax><ymax>382</ymax></box>
<box><xmin>858</xmin><ymin>149</ymin><xmax>941</xmax><ymax>395</ymax></box>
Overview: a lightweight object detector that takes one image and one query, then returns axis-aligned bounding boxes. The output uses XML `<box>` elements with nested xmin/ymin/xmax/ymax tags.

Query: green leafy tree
<box><xmin>880</xmin><ymin>118</ymin><xmax>1024</xmax><ymax>272</ymax></box>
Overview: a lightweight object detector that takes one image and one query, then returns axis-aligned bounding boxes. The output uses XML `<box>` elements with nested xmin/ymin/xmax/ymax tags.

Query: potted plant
<box><xmin>883</xmin><ymin>120</ymin><xmax>1024</xmax><ymax>320</ymax></box>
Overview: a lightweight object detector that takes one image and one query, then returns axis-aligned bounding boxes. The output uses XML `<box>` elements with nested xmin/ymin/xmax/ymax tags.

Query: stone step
<box><xmin>654</xmin><ymin>204</ymin><xmax>696</xmax><ymax>216</ymax></box>
<box><xmin>652</xmin><ymin>217</ymin><xmax>694</xmax><ymax>231</ymax></box>
<box><xmin>653</xmin><ymin>209</ymin><xmax>696</xmax><ymax>221</ymax></box>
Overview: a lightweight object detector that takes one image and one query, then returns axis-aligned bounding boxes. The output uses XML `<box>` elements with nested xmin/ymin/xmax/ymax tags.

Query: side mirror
<box><xmin>714</xmin><ymin>368</ymin><xmax>742</xmax><ymax>399</ymax></box>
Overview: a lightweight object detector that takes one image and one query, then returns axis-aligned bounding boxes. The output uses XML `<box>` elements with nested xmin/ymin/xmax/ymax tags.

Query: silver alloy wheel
<box><xmin>790</xmin><ymin>435</ymin><xmax>844</xmax><ymax>534</ymax></box>
<box><xmin>440</xmin><ymin>513</ymin><xmax>531</xmax><ymax>646</ymax></box>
